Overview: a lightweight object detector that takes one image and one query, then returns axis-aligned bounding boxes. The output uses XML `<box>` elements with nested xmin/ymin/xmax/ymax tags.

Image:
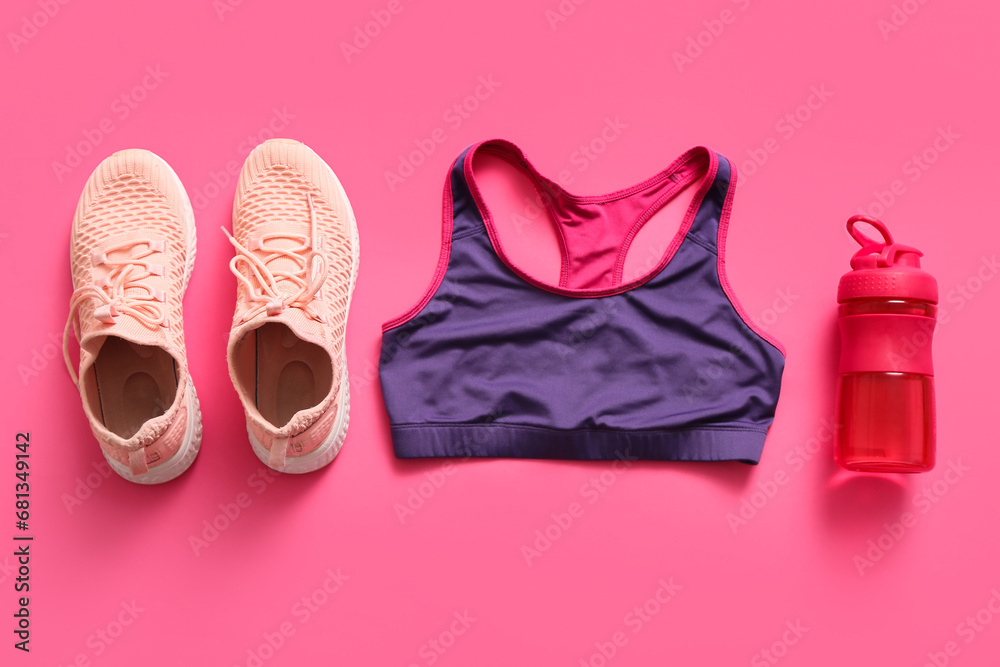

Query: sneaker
<box><xmin>224</xmin><ymin>139</ymin><xmax>358</xmax><ymax>473</ymax></box>
<box><xmin>63</xmin><ymin>149</ymin><xmax>202</xmax><ymax>484</ymax></box>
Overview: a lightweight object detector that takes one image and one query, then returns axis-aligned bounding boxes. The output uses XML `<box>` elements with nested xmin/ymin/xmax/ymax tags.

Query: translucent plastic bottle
<box><xmin>835</xmin><ymin>215</ymin><xmax>937</xmax><ymax>473</ymax></box>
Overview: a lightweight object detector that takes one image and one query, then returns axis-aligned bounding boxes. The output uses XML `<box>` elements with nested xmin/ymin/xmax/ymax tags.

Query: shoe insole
<box><xmin>254</xmin><ymin>322</ymin><xmax>333</xmax><ymax>428</ymax></box>
<box><xmin>93</xmin><ymin>337</ymin><xmax>178</xmax><ymax>439</ymax></box>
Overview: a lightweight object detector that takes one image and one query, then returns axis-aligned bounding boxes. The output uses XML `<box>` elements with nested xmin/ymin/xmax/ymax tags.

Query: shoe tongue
<box><xmin>78</xmin><ymin>314</ymin><xmax>169</xmax><ymax>360</ymax></box>
<box><xmin>80</xmin><ymin>315</ymin><xmax>173</xmax><ymax>368</ymax></box>
<box><xmin>248</xmin><ymin>306</ymin><xmax>328</xmax><ymax>351</ymax></box>
<box><xmin>81</xmin><ymin>326</ymin><xmax>169</xmax><ymax>356</ymax></box>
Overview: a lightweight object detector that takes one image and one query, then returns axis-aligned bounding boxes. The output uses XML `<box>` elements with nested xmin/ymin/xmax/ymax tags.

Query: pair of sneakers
<box><xmin>63</xmin><ymin>139</ymin><xmax>359</xmax><ymax>483</ymax></box>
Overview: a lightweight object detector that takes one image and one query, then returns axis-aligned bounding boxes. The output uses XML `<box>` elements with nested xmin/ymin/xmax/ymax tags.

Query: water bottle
<box><xmin>835</xmin><ymin>215</ymin><xmax>937</xmax><ymax>473</ymax></box>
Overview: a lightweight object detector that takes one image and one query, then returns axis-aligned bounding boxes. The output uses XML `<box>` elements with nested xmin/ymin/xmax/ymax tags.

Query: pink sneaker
<box><xmin>224</xmin><ymin>139</ymin><xmax>358</xmax><ymax>473</ymax></box>
<box><xmin>63</xmin><ymin>149</ymin><xmax>202</xmax><ymax>484</ymax></box>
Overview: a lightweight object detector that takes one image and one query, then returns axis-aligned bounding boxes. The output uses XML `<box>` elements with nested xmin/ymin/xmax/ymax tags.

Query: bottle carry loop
<box><xmin>847</xmin><ymin>214</ymin><xmax>922</xmax><ymax>269</ymax></box>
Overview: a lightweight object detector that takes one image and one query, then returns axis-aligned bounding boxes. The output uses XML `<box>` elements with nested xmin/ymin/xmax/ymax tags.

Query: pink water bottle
<box><xmin>835</xmin><ymin>215</ymin><xmax>938</xmax><ymax>473</ymax></box>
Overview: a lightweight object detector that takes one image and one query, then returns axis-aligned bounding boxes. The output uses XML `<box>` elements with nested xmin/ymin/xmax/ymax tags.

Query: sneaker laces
<box><xmin>63</xmin><ymin>239</ymin><xmax>169</xmax><ymax>385</ymax></box>
<box><xmin>223</xmin><ymin>193</ymin><xmax>330</xmax><ymax>324</ymax></box>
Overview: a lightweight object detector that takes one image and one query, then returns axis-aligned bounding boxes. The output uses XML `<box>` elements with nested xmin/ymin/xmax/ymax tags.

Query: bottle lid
<box><xmin>837</xmin><ymin>215</ymin><xmax>938</xmax><ymax>303</ymax></box>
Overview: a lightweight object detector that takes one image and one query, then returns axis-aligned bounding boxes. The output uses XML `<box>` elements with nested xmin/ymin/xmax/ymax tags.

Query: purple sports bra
<box><xmin>379</xmin><ymin>140</ymin><xmax>785</xmax><ymax>463</ymax></box>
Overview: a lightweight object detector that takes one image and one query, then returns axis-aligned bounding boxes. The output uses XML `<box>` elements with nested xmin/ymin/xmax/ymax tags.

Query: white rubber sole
<box><xmin>102</xmin><ymin>150</ymin><xmax>203</xmax><ymax>484</ymax></box>
<box><xmin>245</xmin><ymin>146</ymin><xmax>360</xmax><ymax>474</ymax></box>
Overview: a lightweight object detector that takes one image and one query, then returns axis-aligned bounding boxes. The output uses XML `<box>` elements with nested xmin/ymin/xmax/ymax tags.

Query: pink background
<box><xmin>2</xmin><ymin>0</ymin><xmax>999</xmax><ymax>665</ymax></box>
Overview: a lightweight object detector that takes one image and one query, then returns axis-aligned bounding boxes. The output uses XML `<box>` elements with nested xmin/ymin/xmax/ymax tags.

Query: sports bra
<box><xmin>379</xmin><ymin>140</ymin><xmax>785</xmax><ymax>463</ymax></box>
